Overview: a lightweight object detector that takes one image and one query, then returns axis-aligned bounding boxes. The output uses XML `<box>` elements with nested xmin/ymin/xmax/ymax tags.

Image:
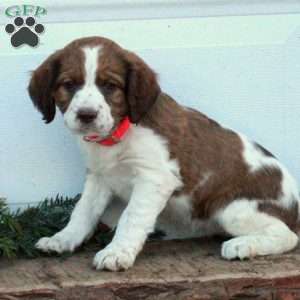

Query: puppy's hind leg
<box><xmin>216</xmin><ymin>199</ymin><xmax>299</xmax><ymax>260</ymax></box>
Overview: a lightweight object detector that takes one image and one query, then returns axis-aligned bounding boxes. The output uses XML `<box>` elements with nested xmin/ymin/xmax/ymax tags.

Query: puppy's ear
<box><xmin>28</xmin><ymin>51</ymin><xmax>61</xmax><ymax>123</ymax></box>
<box><xmin>124</xmin><ymin>51</ymin><xmax>161</xmax><ymax>124</ymax></box>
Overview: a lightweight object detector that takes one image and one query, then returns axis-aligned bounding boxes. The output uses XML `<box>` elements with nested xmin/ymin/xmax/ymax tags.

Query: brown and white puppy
<box><xmin>29</xmin><ymin>37</ymin><xmax>300</xmax><ymax>271</ymax></box>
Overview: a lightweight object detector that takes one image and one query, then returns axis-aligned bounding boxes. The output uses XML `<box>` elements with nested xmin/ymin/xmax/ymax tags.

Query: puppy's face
<box><xmin>29</xmin><ymin>37</ymin><xmax>160</xmax><ymax>137</ymax></box>
<box><xmin>55</xmin><ymin>44</ymin><xmax>128</xmax><ymax>137</ymax></box>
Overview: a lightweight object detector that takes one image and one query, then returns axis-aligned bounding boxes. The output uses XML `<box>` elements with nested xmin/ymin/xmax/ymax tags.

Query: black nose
<box><xmin>77</xmin><ymin>109</ymin><xmax>98</xmax><ymax>124</ymax></box>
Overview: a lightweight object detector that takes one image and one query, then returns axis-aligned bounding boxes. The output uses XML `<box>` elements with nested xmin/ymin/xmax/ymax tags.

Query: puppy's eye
<box><xmin>62</xmin><ymin>81</ymin><xmax>77</xmax><ymax>92</ymax></box>
<box><xmin>102</xmin><ymin>82</ymin><xmax>117</xmax><ymax>94</ymax></box>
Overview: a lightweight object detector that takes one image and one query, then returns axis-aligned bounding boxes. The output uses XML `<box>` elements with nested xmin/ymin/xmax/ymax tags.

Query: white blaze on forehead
<box><xmin>82</xmin><ymin>46</ymin><xmax>102</xmax><ymax>86</ymax></box>
<box><xmin>63</xmin><ymin>45</ymin><xmax>114</xmax><ymax>137</ymax></box>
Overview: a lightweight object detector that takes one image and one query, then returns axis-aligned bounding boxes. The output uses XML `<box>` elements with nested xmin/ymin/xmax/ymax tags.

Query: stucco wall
<box><xmin>0</xmin><ymin>1</ymin><xmax>300</xmax><ymax>208</ymax></box>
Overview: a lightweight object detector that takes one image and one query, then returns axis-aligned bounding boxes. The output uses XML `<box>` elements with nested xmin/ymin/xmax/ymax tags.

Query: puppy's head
<box><xmin>28</xmin><ymin>37</ymin><xmax>160</xmax><ymax>138</ymax></box>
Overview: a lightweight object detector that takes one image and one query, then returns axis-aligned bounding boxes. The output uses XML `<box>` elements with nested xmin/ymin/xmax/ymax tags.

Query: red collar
<box><xmin>83</xmin><ymin>117</ymin><xmax>131</xmax><ymax>146</ymax></box>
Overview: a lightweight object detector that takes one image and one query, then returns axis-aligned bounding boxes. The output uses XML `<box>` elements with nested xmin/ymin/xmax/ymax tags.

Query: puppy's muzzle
<box><xmin>77</xmin><ymin>108</ymin><xmax>98</xmax><ymax>124</ymax></box>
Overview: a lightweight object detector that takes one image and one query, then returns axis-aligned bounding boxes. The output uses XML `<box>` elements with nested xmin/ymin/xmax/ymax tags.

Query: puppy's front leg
<box><xmin>93</xmin><ymin>174</ymin><xmax>176</xmax><ymax>271</ymax></box>
<box><xmin>36</xmin><ymin>173</ymin><xmax>111</xmax><ymax>253</ymax></box>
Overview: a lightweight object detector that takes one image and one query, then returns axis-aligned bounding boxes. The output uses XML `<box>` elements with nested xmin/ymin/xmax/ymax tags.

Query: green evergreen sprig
<box><xmin>0</xmin><ymin>195</ymin><xmax>162</xmax><ymax>259</ymax></box>
<box><xmin>0</xmin><ymin>195</ymin><xmax>82</xmax><ymax>258</ymax></box>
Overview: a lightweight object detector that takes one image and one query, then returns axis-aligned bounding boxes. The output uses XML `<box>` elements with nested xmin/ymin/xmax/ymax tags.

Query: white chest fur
<box><xmin>77</xmin><ymin>125</ymin><xmax>222</xmax><ymax>240</ymax></box>
<box><xmin>78</xmin><ymin>125</ymin><xmax>182</xmax><ymax>201</ymax></box>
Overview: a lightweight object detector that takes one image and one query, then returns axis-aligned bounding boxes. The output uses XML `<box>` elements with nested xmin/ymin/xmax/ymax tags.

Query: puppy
<box><xmin>29</xmin><ymin>37</ymin><xmax>300</xmax><ymax>271</ymax></box>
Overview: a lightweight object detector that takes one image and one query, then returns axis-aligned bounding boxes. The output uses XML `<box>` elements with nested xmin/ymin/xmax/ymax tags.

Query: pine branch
<box><xmin>0</xmin><ymin>195</ymin><xmax>89</xmax><ymax>258</ymax></box>
<box><xmin>0</xmin><ymin>195</ymin><xmax>161</xmax><ymax>259</ymax></box>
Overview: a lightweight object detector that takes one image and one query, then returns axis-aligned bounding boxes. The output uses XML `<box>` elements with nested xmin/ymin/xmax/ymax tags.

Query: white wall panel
<box><xmin>0</xmin><ymin>3</ymin><xmax>299</xmax><ymax>207</ymax></box>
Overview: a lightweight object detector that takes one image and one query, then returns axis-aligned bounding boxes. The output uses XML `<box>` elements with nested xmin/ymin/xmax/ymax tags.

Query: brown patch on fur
<box><xmin>53</xmin><ymin>48</ymin><xmax>85</xmax><ymax>113</ymax></box>
<box><xmin>142</xmin><ymin>93</ymin><xmax>283</xmax><ymax>218</ymax></box>
<box><xmin>123</xmin><ymin>51</ymin><xmax>160</xmax><ymax>124</ymax></box>
<box><xmin>258</xmin><ymin>201</ymin><xmax>298</xmax><ymax>230</ymax></box>
<box><xmin>28</xmin><ymin>50</ymin><xmax>62</xmax><ymax>123</ymax></box>
<box><xmin>95</xmin><ymin>45</ymin><xmax>129</xmax><ymax>126</ymax></box>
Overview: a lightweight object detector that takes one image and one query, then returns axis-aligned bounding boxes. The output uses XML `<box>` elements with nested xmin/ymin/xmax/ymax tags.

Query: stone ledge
<box><xmin>1</xmin><ymin>238</ymin><xmax>300</xmax><ymax>300</ymax></box>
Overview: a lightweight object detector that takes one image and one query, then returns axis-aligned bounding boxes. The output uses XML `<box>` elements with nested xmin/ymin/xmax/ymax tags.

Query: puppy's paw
<box><xmin>221</xmin><ymin>236</ymin><xmax>257</xmax><ymax>260</ymax></box>
<box><xmin>35</xmin><ymin>232</ymin><xmax>80</xmax><ymax>254</ymax></box>
<box><xmin>93</xmin><ymin>245</ymin><xmax>136</xmax><ymax>271</ymax></box>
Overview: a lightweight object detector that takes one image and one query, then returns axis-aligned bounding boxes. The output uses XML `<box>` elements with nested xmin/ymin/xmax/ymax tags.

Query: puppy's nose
<box><xmin>77</xmin><ymin>109</ymin><xmax>98</xmax><ymax>124</ymax></box>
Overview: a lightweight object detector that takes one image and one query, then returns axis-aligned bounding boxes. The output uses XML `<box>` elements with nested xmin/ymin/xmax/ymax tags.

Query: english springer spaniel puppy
<box><xmin>29</xmin><ymin>37</ymin><xmax>299</xmax><ymax>271</ymax></box>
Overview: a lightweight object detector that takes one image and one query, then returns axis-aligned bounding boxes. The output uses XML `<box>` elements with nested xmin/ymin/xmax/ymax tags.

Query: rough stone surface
<box><xmin>1</xmin><ymin>237</ymin><xmax>300</xmax><ymax>299</ymax></box>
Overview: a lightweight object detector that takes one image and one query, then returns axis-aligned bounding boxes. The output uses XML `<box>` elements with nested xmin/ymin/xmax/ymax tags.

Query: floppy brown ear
<box><xmin>124</xmin><ymin>51</ymin><xmax>161</xmax><ymax>124</ymax></box>
<box><xmin>28</xmin><ymin>51</ymin><xmax>61</xmax><ymax>123</ymax></box>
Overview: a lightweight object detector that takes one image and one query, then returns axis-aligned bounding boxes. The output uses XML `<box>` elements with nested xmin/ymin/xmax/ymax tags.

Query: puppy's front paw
<box><xmin>35</xmin><ymin>232</ymin><xmax>80</xmax><ymax>254</ymax></box>
<box><xmin>93</xmin><ymin>245</ymin><xmax>136</xmax><ymax>271</ymax></box>
<box><xmin>221</xmin><ymin>236</ymin><xmax>257</xmax><ymax>260</ymax></box>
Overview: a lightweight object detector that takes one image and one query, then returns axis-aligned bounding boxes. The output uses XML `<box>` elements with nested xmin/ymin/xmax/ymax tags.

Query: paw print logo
<box><xmin>5</xmin><ymin>17</ymin><xmax>45</xmax><ymax>48</ymax></box>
